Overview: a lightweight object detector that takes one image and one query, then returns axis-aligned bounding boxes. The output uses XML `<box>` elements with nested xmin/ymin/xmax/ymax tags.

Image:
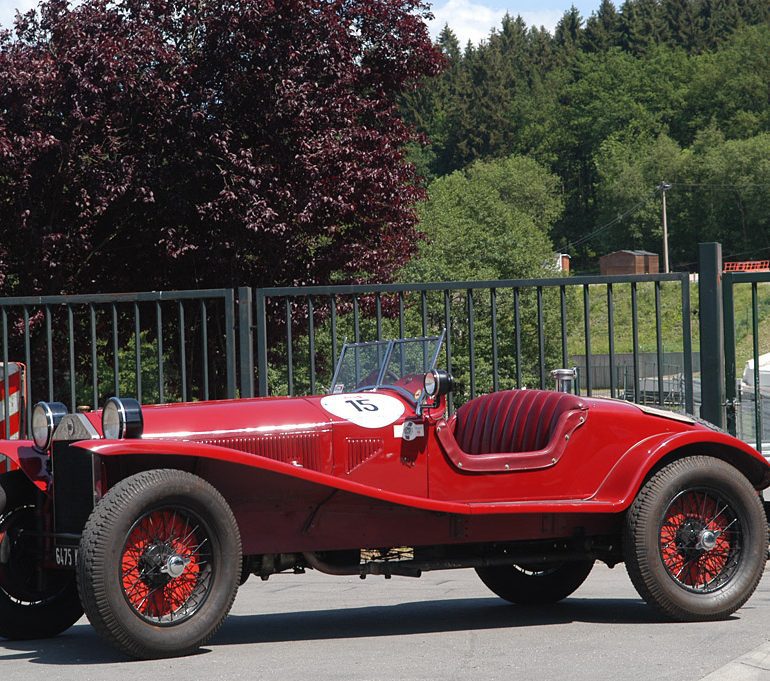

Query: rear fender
<box><xmin>591</xmin><ymin>430</ymin><xmax>770</xmax><ymax>509</ymax></box>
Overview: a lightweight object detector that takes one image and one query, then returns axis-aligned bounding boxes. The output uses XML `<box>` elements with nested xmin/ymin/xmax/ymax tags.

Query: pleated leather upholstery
<box><xmin>453</xmin><ymin>390</ymin><xmax>583</xmax><ymax>455</ymax></box>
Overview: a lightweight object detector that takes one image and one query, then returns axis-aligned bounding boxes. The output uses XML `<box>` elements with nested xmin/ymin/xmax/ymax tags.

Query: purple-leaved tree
<box><xmin>0</xmin><ymin>0</ymin><xmax>443</xmax><ymax>295</ymax></box>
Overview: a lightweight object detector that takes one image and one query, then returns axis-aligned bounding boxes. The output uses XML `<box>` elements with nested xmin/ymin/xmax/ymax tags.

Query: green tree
<box><xmin>554</xmin><ymin>6</ymin><xmax>584</xmax><ymax>63</ymax></box>
<box><xmin>683</xmin><ymin>25</ymin><xmax>770</xmax><ymax>140</ymax></box>
<box><xmin>661</xmin><ymin>0</ymin><xmax>705</xmax><ymax>52</ymax></box>
<box><xmin>401</xmin><ymin>155</ymin><xmax>565</xmax><ymax>395</ymax></box>
<box><xmin>403</xmin><ymin>155</ymin><xmax>562</xmax><ymax>282</ymax></box>
<box><xmin>593</xmin><ymin>132</ymin><xmax>688</xmax><ymax>258</ymax></box>
<box><xmin>619</xmin><ymin>0</ymin><xmax>669</xmax><ymax>54</ymax></box>
<box><xmin>593</xmin><ymin>128</ymin><xmax>770</xmax><ymax>268</ymax></box>
<box><xmin>582</xmin><ymin>0</ymin><xmax>623</xmax><ymax>52</ymax></box>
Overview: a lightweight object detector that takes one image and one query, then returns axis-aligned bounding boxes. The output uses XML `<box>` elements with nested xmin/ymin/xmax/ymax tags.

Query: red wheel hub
<box><xmin>121</xmin><ymin>509</ymin><xmax>209</xmax><ymax>623</ymax></box>
<box><xmin>659</xmin><ymin>490</ymin><xmax>740</xmax><ymax>592</ymax></box>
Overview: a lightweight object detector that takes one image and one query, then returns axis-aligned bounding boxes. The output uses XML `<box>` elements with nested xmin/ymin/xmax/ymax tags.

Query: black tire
<box><xmin>624</xmin><ymin>455</ymin><xmax>767</xmax><ymax>621</ymax></box>
<box><xmin>475</xmin><ymin>560</ymin><xmax>594</xmax><ymax>605</ymax></box>
<box><xmin>0</xmin><ymin>471</ymin><xmax>83</xmax><ymax>640</ymax></box>
<box><xmin>77</xmin><ymin>469</ymin><xmax>242</xmax><ymax>659</ymax></box>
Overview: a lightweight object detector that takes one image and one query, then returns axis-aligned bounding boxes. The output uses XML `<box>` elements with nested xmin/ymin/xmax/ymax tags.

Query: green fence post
<box><xmin>698</xmin><ymin>242</ymin><xmax>724</xmax><ymax>428</ymax></box>
<box><xmin>255</xmin><ymin>290</ymin><xmax>269</xmax><ymax>397</ymax></box>
<box><xmin>237</xmin><ymin>287</ymin><xmax>254</xmax><ymax>398</ymax></box>
<box><xmin>722</xmin><ymin>273</ymin><xmax>737</xmax><ymax>435</ymax></box>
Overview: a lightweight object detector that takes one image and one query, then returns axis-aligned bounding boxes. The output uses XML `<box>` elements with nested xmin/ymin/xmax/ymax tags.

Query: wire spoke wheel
<box><xmin>475</xmin><ymin>560</ymin><xmax>594</xmax><ymax>605</ymax></box>
<box><xmin>0</xmin><ymin>471</ymin><xmax>83</xmax><ymax>640</ymax></box>
<box><xmin>658</xmin><ymin>489</ymin><xmax>742</xmax><ymax>593</ymax></box>
<box><xmin>624</xmin><ymin>456</ymin><xmax>766</xmax><ymax>621</ymax></box>
<box><xmin>78</xmin><ymin>469</ymin><xmax>241</xmax><ymax>659</ymax></box>
<box><xmin>120</xmin><ymin>508</ymin><xmax>214</xmax><ymax>625</ymax></box>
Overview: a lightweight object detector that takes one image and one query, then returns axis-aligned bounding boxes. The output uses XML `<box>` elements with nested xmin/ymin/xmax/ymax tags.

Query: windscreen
<box><xmin>330</xmin><ymin>336</ymin><xmax>443</xmax><ymax>395</ymax></box>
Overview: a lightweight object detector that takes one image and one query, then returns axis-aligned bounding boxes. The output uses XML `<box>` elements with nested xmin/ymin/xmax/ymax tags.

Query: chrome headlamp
<box><xmin>423</xmin><ymin>369</ymin><xmax>454</xmax><ymax>399</ymax></box>
<box><xmin>31</xmin><ymin>402</ymin><xmax>68</xmax><ymax>451</ymax></box>
<box><xmin>102</xmin><ymin>397</ymin><xmax>143</xmax><ymax>440</ymax></box>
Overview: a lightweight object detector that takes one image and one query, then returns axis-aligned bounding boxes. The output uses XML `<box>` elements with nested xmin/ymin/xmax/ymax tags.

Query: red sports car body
<box><xmin>0</xmin><ymin>335</ymin><xmax>768</xmax><ymax>659</ymax></box>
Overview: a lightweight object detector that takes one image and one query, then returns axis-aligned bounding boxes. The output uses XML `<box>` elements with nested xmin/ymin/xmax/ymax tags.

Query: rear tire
<box><xmin>77</xmin><ymin>469</ymin><xmax>241</xmax><ymax>659</ymax></box>
<box><xmin>0</xmin><ymin>472</ymin><xmax>83</xmax><ymax>640</ymax></box>
<box><xmin>475</xmin><ymin>560</ymin><xmax>594</xmax><ymax>605</ymax></box>
<box><xmin>624</xmin><ymin>456</ymin><xmax>767</xmax><ymax>621</ymax></box>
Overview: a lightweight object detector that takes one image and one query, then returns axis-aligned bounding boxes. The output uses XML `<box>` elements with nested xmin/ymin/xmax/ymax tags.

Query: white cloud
<box><xmin>517</xmin><ymin>9</ymin><xmax>563</xmax><ymax>32</ymax></box>
<box><xmin>428</xmin><ymin>0</ymin><xmax>505</xmax><ymax>46</ymax></box>
<box><xmin>0</xmin><ymin>0</ymin><xmax>37</xmax><ymax>30</ymax></box>
<box><xmin>428</xmin><ymin>0</ymin><xmax>563</xmax><ymax>46</ymax></box>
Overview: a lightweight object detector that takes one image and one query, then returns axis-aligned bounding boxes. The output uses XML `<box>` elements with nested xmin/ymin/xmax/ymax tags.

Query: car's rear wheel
<box><xmin>624</xmin><ymin>455</ymin><xmax>766</xmax><ymax>621</ymax></box>
<box><xmin>0</xmin><ymin>471</ymin><xmax>83</xmax><ymax>640</ymax></box>
<box><xmin>77</xmin><ymin>469</ymin><xmax>241</xmax><ymax>659</ymax></box>
<box><xmin>475</xmin><ymin>560</ymin><xmax>594</xmax><ymax>604</ymax></box>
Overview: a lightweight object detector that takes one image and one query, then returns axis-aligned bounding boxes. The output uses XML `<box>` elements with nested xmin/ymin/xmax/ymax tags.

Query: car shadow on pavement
<box><xmin>0</xmin><ymin>621</ymin><xmax>131</xmax><ymax>665</ymax></box>
<box><xmin>0</xmin><ymin>596</ymin><xmax>737</xmax><ymax>665</ymax></box>
<box><xmin>216</xmin><ymin>596</ymin><xmax>672</xmax><ymax>646</ymax></box>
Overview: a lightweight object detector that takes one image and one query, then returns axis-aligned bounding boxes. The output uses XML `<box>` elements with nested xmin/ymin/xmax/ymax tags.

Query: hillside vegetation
<box><xmin>402</xmin><ymin>1</ymin><xmax>770</xmax><ymax>274</ymax></box>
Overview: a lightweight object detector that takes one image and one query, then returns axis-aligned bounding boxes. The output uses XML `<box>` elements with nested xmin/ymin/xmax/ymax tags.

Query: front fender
<box><xmin>73</xmin><ymin>439</ymin><xmax>476</xmax><ymax>515</ymax></box>
<box><xmin>0</xmin><ymin>440</ymin><xmax>50</xmax><ymax>495</ymax></box>
<box><xmin>591</xmin><ymin>429</ymin><xmax>770</xmax><ymax>510</ymax></box>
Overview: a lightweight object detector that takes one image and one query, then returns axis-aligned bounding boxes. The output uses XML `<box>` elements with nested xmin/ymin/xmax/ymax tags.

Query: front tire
<box><xmin>624</xmin><ymin>456</ymin><xmax>767</xmax><ymax>621</ymax></box>
<box><xmin>0</xmin><ymin>472</ymin><xmax>83</xmax><ymax>640</ymax></box>
<box><xmin>475</xmin><ymin>560</ymin><xmax>594</xmax><ymax>605</ymax></box>
<box><xmin>77</xmin><ymin>469</ymin><xmax>241</xmax><ymax>659</ymax></box>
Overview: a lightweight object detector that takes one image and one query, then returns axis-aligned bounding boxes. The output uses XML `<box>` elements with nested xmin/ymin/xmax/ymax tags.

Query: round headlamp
<box><xmin>423</xmin><ymin>369</ymin><xmax>454</xmax><ymax>399</ymax></box>
<box><xmin>424</xmin><ymin>370</ymin><xmax>438</xmax><ymax>398</ymax></box>
<box><xmin>31</xmin><ymin>401</ymin><xmax>68</xmax><ymax>451</ymax></box>
<box><xmin>102</xmin><ymin>397</ymin><xmax>143</xmax><ymax>440</ymax></box>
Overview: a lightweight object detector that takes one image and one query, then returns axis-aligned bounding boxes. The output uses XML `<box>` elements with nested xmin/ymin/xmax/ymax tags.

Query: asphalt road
<box><xmin>2</xmin><ymin>564</ymin><xmax>770</xmax><ymax>681</ymax></box>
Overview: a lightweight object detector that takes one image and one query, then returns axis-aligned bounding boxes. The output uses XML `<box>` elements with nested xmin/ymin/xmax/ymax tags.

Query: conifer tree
<box><xmin>661</xmin><ymin>0</ymin><xmax>704</xmax><ymax>52</ymax></box>
<box><xmin>583</xmin><ymin>0</ymin><xmax>623</xmax><ymax>52</ymax></box>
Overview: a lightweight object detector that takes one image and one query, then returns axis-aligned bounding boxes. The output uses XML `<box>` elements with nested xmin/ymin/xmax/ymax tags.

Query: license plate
<box><xmin>54</xmin><ymin>545</ymin><xmax>79</xmax><ymax>568</ymax></box>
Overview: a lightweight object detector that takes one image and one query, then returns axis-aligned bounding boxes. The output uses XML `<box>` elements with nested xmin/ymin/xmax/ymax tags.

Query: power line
<box><xmin>565</xmin><ymin>180</ymin><xmax>770</xmax><ymax>253</ymax></box>
<box><xmin>671</xmin><ymin>182</ymin><xmax>770</xmax><ymax>190</ymax></box>
<box><xmin>567</xmin><ymin>189</ymin><xmax>657</xmax><ymax>250</ymax></box>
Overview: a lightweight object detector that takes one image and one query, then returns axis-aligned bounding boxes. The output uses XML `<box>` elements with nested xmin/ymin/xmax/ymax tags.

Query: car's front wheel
<box><xmin>624</xmin><ymin>455</ymin><xmax>767</xmax><ymax>621</ymax></box>
<box><xmin>77</xmin><ymin>469</ymin><xmax>241</xmax><ymax>659</ymax></box>
<box><xmin>0</xmin><ymin>471</ymin><xmax>83</xmax><ymax>640</ymax></box>
<box><xmin>475</xmin><ymin>560</ymin><xmax>594</xmax><ymax>605</ymax></box>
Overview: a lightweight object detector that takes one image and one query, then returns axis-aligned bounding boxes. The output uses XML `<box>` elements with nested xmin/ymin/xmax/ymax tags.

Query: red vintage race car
<box><xmin>0</xmin><ymin>334</ymin><xmax>768</xmax><ymax>659</ymax></box>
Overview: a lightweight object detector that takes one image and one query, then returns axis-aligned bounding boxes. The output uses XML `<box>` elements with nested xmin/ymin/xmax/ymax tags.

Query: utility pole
<box><xmin>657</xmin><ymin>182</ymin><xmax>672</xmax><ymax>273</ymax></box>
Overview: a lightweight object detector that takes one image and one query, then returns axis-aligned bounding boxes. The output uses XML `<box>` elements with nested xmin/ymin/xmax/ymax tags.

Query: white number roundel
<box><xmin>320</xmin><ymin>393</ymin><xmax>405</xmax><ymax>429</ymax></box>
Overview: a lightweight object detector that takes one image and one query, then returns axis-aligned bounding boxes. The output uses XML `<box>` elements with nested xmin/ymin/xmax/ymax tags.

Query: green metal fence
<box><xmin>13</xmin><ymin>242</ymin><xmax>770</xmax><ymax>455</ymax></box>
<box><xmin>0</xmin><ymin>289</ymin><xmax>237</xmax><ymax>438</ymax></box>
<box><xmin>250</xmin><ymin>273</ymin><xmax>695</xmax><ymax>414</ymax></box>
<box><xmin>723</xmin><ymin>268</ymin><xmax>770</xmax><ymax>451</ymax></box>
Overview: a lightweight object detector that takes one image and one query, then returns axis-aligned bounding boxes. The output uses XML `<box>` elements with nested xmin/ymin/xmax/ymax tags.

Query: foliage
<box><xmin>395</xmin><ymin>155</ymin><xmax>565</xmax><ymax>397</ymax></box>
<box><xmin>402</xmin><ymin>155</ymin><xmax>562</xmax><ymax>282</ymax></box>
<box><xmin>403</xmin><ymin>8</ymin><xmax>770</xmax><ymax>270</ymax></box>
<box><xmin>0</xmin><ymin>0</ymin><xmax>444</xmax><ymax>297</ymax></box>
<box><xmin>75</xmin><ymin>331</ymin><xmax>180</xmax><ymax>407</ymax></box>
<box><xmin>593</xmin><ymin>129</ymin><xmax>770</xmax><ymax>265</ymax></box>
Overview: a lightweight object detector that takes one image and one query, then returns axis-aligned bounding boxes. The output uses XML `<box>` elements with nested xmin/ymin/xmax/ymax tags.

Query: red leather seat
<box><xmin>453</xmin><ymin>390</ymin><xmax>584</xmax><ymax>455</ymax></box>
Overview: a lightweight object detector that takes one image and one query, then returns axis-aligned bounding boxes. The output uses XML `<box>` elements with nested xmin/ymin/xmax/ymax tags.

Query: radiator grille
<box><xmin>199</xmin><ymin>432</ymin><xmax>323</xmax><ymax>470</ymax></box>
<box><xmin>52</xmin><ymin>443</ymin><xmax>94</xmax><ymax>535</ymax></box>
<box><xmin>346</xmin><ymin>437</ymin><xmax>383</xmax><ymax>473</ymax></box>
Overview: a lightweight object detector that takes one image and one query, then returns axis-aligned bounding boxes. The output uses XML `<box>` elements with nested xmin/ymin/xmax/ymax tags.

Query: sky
<box><xmin>427</xmin><ymin>0</ymin><xmax>602</xmax><ymax>44</ymax></box>
<box><xmin>0</xmin><ymin>0</ymin><xmax>603</xmax><ymax>43</ymax></box>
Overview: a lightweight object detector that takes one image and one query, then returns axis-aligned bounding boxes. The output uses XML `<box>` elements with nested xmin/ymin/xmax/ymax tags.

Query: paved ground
<box><xmin>3</xmin><ymin>564</ymin><xmax>770</xmax><ymax>681</ymax></box>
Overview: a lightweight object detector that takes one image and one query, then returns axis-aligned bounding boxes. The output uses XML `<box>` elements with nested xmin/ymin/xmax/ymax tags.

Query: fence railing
<box><xmin>250</xmin><ymin>273</ymin><xmax>695</xmax><ymax>413</ymax></box>
<box><xmin>723</xmin><ymin>269</ymin><xmax>770</xmax><ymax>451</ymax></box>
<box><xmin>0</xmin><ymin>289</ymin><xmax>237</xmax><ymax>437</ymax></box>
<box><xmin>0</xmin><ymin>257</ymin><xmax>726</xmax><ymax>448</ymax></box>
